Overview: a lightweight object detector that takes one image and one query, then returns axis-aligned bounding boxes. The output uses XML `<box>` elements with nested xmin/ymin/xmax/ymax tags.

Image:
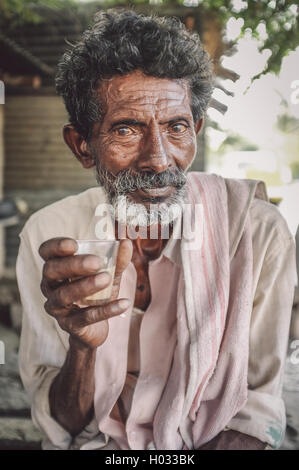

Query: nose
<box><xmin>137</xmin><ymin>125</ymin><xmax>170</xmax><ymax>173</ymax></box>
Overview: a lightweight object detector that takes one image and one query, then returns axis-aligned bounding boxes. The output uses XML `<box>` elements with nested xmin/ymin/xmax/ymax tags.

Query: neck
<box><xmin>115</xmin><ymin>222</ymin><xmax>172</xmax><ymax>259</ymax></box>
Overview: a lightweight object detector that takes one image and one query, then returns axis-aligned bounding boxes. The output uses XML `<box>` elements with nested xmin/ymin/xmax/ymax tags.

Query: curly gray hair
<box><xmin>56</xmin><ymin>8</ymin><xmax>214</xmax><ymax>140</ymax></box>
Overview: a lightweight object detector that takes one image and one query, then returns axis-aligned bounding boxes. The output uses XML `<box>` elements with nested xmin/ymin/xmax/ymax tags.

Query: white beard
<box><xmin>110</xmin><ymin>187</ymin><xmax>187</xmax><ymax>229</ymax></box>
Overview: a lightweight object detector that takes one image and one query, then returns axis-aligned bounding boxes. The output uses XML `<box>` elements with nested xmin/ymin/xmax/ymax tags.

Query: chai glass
<box><xmin>75</xmin><ymin>239</ymin><xmax>119</xmax><ymax>306</ymax></box>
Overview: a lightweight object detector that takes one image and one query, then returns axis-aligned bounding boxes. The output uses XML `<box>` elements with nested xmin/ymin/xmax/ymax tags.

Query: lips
<box><xmin>136</xmin><ymin>186</ymin><xmax>174</xmax><ymax>197</ymax></box>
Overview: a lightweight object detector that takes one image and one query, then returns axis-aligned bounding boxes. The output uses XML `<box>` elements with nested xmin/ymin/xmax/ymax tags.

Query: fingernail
<box><xmin>60</xmin><ymin>238</ymin><xmax>77</xmax><ymax>252</ymax></box>
<box><xmin>120</xmin><ymin>313</ymin><xmax>126</xmax><ymax>318</ymax></box>
<box><xmin>119</xmin><ymin>299</ymin><xmax>130</xmax><ymax>310</ymax></box>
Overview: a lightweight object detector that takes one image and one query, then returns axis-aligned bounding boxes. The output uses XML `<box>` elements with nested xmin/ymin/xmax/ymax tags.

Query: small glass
<box><xmin>75</xmin><ymin>239</ymin><xmax>119</xmax><ymax>306</ymax></box>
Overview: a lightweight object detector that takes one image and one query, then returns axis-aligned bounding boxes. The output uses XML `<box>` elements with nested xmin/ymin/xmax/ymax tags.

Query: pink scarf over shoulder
<box><xmin>152</xmin><ymin>172</ymin><xmax>268</xmax><ymax>449</ymax></box>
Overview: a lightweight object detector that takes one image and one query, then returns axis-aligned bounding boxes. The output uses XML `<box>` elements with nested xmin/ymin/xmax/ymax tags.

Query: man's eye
<box><xmin>170</xmin><ymin>123</ymin><xmax>188</xmax><ymax>133</ymax></box>
<box><xmin>114</xmin><ymin>127</ymin><xmax>134</xmax><ymax>136</ymax></box>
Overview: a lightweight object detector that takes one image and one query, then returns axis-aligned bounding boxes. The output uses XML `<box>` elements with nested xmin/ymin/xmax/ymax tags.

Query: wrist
<box><xmin>69</xmin><ymin>335</ymin><xmax>97</xmax><ymax>355</ymax></box>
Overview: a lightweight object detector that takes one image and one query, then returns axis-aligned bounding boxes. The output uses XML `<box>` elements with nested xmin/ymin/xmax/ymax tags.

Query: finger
<box><xmin>111</xmin><ymin>239</ymin><xmax>133</xmax><ymax>300</ymax></box>
<box><xmin>39</xmin><ymin>237</ymin><xmax>78</xmax><ymax>261</ymax></box>
<box><xmin>44</xmin><ymin>298</ymin><xmax>70</xmax><ymax>318</ymax></box>
<box><xmin>71</xmin><ymin>298</ymin><xmax>131</xmax><ymax>328</ymax></box>
<box><xmin>50</xmin><ymin>271</ymin><xmax>112</xmax><ymax>308</ymax></box>
<box><xmin>111</xmin><ymin>239</ymin><xmax>133</xmax><ymax>301</ymax></box>
<box><xmin>43</xmin><ymin>254</ymin><xmax>105</xmax><ymax>282</ymax></box>
<box><xmin>41</xmin><ymin>276</ymin><xmax>73</xmax><ymax>301</ymax></box>
<box><xmin>41</xmin><ymin>277</ymin><xmax>53</xmax><ymax>298</ymax></box>
<box><xmin>115</xmin><ymin>239</ymin><xmax>133</xmax><ymax>278</ymax></box>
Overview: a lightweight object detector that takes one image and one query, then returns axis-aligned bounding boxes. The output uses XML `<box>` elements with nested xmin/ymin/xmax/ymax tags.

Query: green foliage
<box><xmin>101</xmin><ymin>0</ymin><xmax>299</xmax><ymax>79</ymax></box>
<box><xmin>275</xmin><ymin>112</ymin><xmax>299</xmax><ymax>175</ymax></box>
<box><xmin>290</xmin><ymin>161</ymin><xmax>299</xmax><ymax>179</ymax></box>
<box><xmin>227</xmin><ymin>0</ymin><xmax>299</xmax><ymax>80</ymax></box>
<box><xmin>200</xmin><ymin>1</ymin><xmax>298</xmax><ymax>80</ymax></box>
<box><xmin>277</xmin><ymin>113</ymin><xmax>299</xmax><ymax>134</ymax></box>
<box><xmin>0</xmin><ymin>0</ymin><xmax>78</xmax><ymax>28</ymax></box>
<box><xmin>218</xmin><ymin>133</ymin><xmax>259</xmax><ymax>153</ymax></box>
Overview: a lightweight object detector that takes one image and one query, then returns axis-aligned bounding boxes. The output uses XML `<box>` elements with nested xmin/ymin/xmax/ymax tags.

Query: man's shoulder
<box><xmin>249</xmin><ymin>197</ymin><xmax>295</xmax><ymax>271</ymax></box>
<box><xmin>188</xmin><ymin>171</ymin><xmax>268</xmax><ymax>203</ymax></box>
<box><xmin>250</xmin><ymin>197</ymin><xmax>293</xmax><ymax>245</ymax></box>
<box><xmin>189</xmin><ymin>172</ymin><xmax>293</xmax><ymax>259</ymax></box>
<box><xmin>34</xmin><ymin>187</ymin><xmax>104</xmax><ymax>213</ymax></box>
<box><xmin>20</xmin><ymin>187</ymin><xmax>106</xmax><ymax>241</ymax></box>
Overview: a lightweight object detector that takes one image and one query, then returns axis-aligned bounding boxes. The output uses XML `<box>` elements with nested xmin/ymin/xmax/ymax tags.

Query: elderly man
<box><xmin>16</xmin><ymin>9</ymin><xmax>295</xmax><ymax>450</ymax></box>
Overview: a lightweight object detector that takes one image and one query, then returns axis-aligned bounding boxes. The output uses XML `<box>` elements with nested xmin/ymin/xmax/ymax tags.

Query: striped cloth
<box><xmin>153</xmin><ymin>173</ymin><xmax>264</xmax><ymax>449</ymax></box>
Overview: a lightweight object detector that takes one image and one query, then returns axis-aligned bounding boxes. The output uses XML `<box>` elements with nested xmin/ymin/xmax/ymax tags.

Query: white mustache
<box><xmin>96</xmin><ymin>164</ymin><xmax>187</xmax><ymax>195</ymax></box>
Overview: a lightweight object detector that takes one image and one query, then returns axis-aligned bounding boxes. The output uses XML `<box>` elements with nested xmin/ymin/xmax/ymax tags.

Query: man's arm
<box><xmin>17</xmin><ymin>230</ymin><xmax>132</xmax><ymax>445</ymax></box>
<box><xmin>224</xmin><ymin>200</ymin><xmax>296</xmax><ymax>449</ymax></box>
<box><xmin>38</xmin><ymin>237</ymin><xmax>132</xmax><ymax>437</ymax></box>
<box><xmin>196</xmin><ymin>200</ymin><xmax>296</xmax><ymax>450</ymax></box>
<box><xmin>49</xmin><ymin>338</ymin><xmax>96</xmax><ymax>436</ymax></box>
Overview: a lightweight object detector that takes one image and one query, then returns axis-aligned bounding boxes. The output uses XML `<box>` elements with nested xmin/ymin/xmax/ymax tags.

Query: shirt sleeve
<box><xmin>226</xmin><ymin>199</ymin><xmax>296</xmax><ymax>449</ymax></box>
<box><xmin>16</xmin><ymin>225</ymin><xmax>103</xmax><ymax>450</ymax></box>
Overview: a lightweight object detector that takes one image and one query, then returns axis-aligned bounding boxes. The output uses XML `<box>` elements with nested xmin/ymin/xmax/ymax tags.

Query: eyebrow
<box><xmin>164</xmin><ymin>116</ymin><xmax>191</xmax><ymax>126</ymax></box>
<box><xmin>109</xmin><ymin>116</ymin><xmax>191</xmax><ymax>131</ymax></box>
<box><xmin>109</xmin><ymin>119</ymin><xmax>146</xmax><ymax>131</ymax></box>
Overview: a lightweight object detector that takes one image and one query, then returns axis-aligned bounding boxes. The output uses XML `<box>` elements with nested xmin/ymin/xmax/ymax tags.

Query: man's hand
<box><xmin>39</xmin><ymin>237</ymin><xmax>133</xmax><ymax>349</ymax></box>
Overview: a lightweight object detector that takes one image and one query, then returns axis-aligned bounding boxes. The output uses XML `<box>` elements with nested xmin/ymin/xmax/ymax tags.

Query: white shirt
<box><xmin>16</xmin><ymin>185</ymin><xmax>296</xmax><ymax>449</ymax></box>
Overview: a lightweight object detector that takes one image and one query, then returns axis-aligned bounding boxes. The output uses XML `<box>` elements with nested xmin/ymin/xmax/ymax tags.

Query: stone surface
<box><xmin>0</xmin><ymin>418</ymin><xmax>41</xmax><ymax>450</ymax></box>
<box><xmin>290</xmin><ymin>303</ymin><xmax>299</xmax><ymax>339</ymax></box>
<box><xmin>0</xmin><ymin>377</ymin><xmax>31</xmax><ymax>416</ymax></box>
<box><xmin>0</xmin><ymin>323</ymin><xmax>20</xmax><ymax>377</ymax></box>
<box><xmin>0</xmin><ymin>322</ymin><xmax>42</xmax><ymax>449</ymax></box>
<box><xmin>281</xmin><ymin>338</ymin><xmax>299</xmax><ymax>450</ymax></box>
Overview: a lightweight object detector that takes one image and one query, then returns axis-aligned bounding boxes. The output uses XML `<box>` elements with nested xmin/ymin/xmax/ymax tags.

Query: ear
<box><xmin>194</xmin><ymin>117</ymin><xmax>204</xmax><ymax>135</ymax></box>
<box><xmin>63</xmin><ymin>124</ymin><xmax>95</xmax><ymax>169</ymax></box>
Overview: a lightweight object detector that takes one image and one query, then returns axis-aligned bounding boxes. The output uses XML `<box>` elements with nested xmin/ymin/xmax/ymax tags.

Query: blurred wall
<box><xmin>0</xmin><ymin>104</ymin><xmax>4</xmax><ymax>275</ymax></box>
<box><xmin>4</xmin><ymin>95</ymin><xmax>95</xmax><ymax>190</ymax></box>
<box><xmin>4</xmin><ymin>93</ymin><xmax>96</xmax><ymax>267</ymax></box>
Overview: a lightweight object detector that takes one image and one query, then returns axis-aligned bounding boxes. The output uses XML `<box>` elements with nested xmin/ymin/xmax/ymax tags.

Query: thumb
<box><xmin>111</xmin><ymin>239</ymin><xmax>133</xmax><ymax>300</ymax></box>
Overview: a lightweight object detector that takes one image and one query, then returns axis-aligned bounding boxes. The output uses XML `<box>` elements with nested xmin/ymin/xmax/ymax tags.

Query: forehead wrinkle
<box><xmin>106</xmin><ymin>91</ymin><xmax>188</xmax><ymax>106</ymax></box>
<box><xmin>108</xmin><ymin>78</ymin><xmax>188</xmax><ymax>95</ymax></box>
<box><xmin>108</xmin><ymin>103</ymin><xmax>190</xmax><ymax>118</ymax></box>
<box><xmin>108</xmin><ymin>101</ymin><xmax>192</xmax><ymax>117</ymax></box>
<box><xmin>99</xmin><ymin>74</ymin><xmax>189</xmax><ymax>103</ymax></box>
<box><xmin>97</xmin><ymin>72</ymin><xmax>192</xmax><ymax>127</ymax></box>
<box><xmin>105</xmin><ymin>96</ymin><xmax>191</xmax><ymax>117</ymax></box>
